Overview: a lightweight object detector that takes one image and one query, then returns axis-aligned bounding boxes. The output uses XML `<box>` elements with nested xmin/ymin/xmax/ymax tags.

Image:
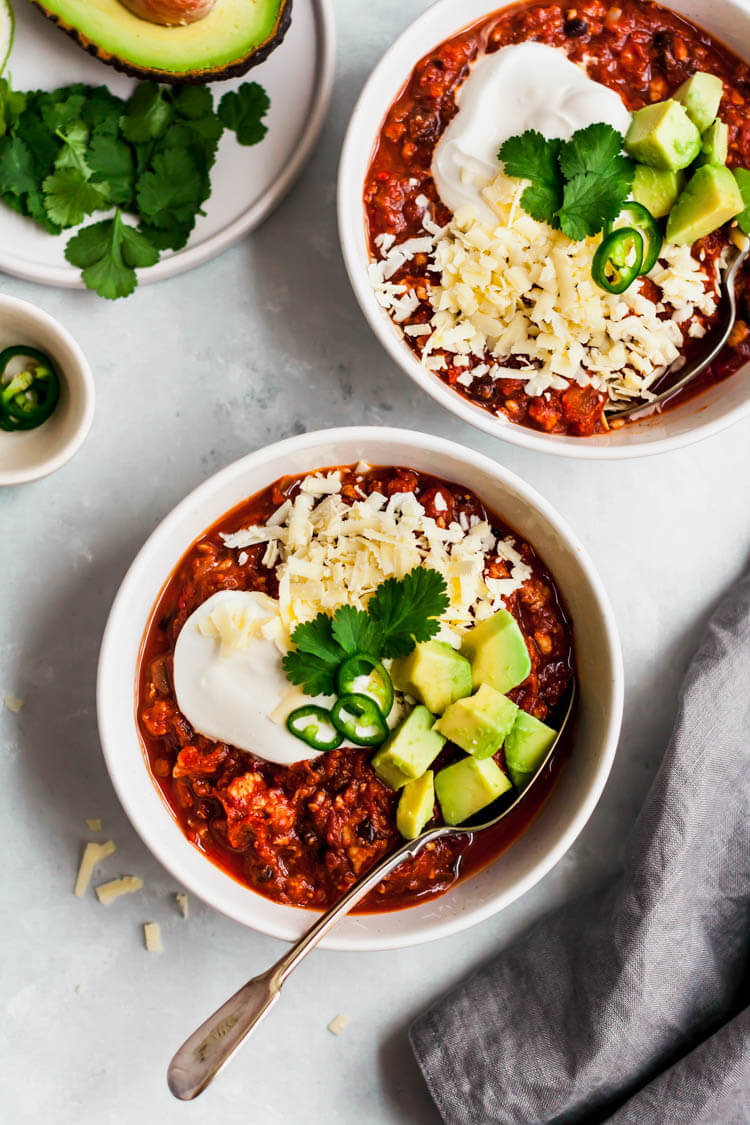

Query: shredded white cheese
<box><xmin>327</xmin><ymin>1013</ymin><xmax>350</xmax><ymax>1036</ymax></box>
<box><xmin>3</xmin><ymin>695</ymin><xmax>23</xmax><ymax>713</ymax></box>
<box><xmin>74</xmin><ymin>841</ymin><xmax>116</xmax><ymax>898</ymax></box>
<box><xmin>143</xmin><ymin>922</ymin><xmax>163</xmax><ymax>953</ymax></box>
<box><xmin>198</xmin><ymin>592</ymin><xmax>279</xmax><ymax>657</ymax></box>
<box><xmin>95</xmin><ymin>875</ymin><xmax>143</xmax><ymax>906</ymax></box>
<box><xmin>371</xmin><ymin>172</ymin><xmax>720</xmax><ymax>405</ymax></box>
<box><xmin>175</xmin><ymin>893</ymin><xmax>189</xmax><ymax>920</ymax></box>
<box><xmin>85</xmin><ymin>818</ymin><xmax>102</xmax><ymax>832</ymax></box>
<box><xmin>222</xmin><ymin>474</ymin><xmax>531</xmax><ymax>648</ymax></box>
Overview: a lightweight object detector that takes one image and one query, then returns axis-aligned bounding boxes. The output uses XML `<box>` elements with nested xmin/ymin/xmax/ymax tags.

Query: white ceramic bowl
<box><xmin>98</xmin><ymin>428</ymin><xmax>623</xmax><ymax>950</ymax></box>
<box><xmin>0</xmin><ymin>296</ymin><xmax>95</xmax><ymax>485</ymax></box>
<box><xmin>338</xmin><ymin>0</ymin><xmax>750</xmax><ymax>459</ymax></box>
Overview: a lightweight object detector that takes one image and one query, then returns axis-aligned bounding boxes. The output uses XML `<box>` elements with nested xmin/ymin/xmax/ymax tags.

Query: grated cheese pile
<box><xmin>222</xmin><ymin>470</ymin><xmax>531</xmax><ymax>648</ymax></box>
<box><xmin>370</xmin><ymin>175</ymin><xmax>722</xmax><ymax>405</ymax></box>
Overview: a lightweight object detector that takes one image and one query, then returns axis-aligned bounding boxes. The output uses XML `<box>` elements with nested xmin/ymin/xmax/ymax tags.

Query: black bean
<box><xmin>564</xmin><ymin>18</ymin><xmax>588</xmax><ymax>37</ymax></box>
<box><xmin>357</xmin><ymin>818</ymin><xmax>376</xmax><ymax>843</ymax></box>
<box><xmin>653</xmin><ymin>30</ymin><xmax>672</xmax><ymax>51</ymax></box>
<box><xmin>256</xmin><ymin>865</ymin><xmax>274</xmax><ymax>883</ymax></box>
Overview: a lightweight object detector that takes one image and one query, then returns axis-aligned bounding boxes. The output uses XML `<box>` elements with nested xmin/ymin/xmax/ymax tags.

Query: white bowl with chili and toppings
<box><xmin>97</xmin><ymin>427</ymin><xmax>623</xmax><ymax>950</ymax></box>
<box><xmin>0</xmin><ymin>295</ymin><xmax>95</xmax><ymax>486</ymax></box>
<box><xmin>338</xmin><ymin>0</ymin><xmax>750</xmax><ymax>457</ymax></box>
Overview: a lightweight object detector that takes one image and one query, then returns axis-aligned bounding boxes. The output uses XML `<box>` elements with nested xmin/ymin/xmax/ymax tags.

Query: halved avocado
<box><xmin>30</xmin><ymin>0</ymin><xmax>293</xmax><ymax>84</ymax></box>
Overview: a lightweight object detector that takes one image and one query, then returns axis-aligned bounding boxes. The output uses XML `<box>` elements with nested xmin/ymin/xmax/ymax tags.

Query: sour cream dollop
<box><xmin>432</xmin><ymin>42</ymin><xmax>632</xmax><ymax>226</ymax></box>
<box><xmin>173</xmin><ymin>590</ymin><xmax>327</xmax><ymax>766</ymax></box>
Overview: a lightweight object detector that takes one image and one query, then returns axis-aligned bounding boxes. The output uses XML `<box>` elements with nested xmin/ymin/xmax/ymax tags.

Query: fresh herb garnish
<box><xmin>735</xmin><ymin>169</ymin><xmax>750</xmax><ymax>236</ymax></box>
<box><xmin>499</xmin><ymin>123</ymin><xmax>634</xmax><ymax>239</ymax></box>
<box><xmin>282</xmin><ymin>568</ymin><xmax>449</xmax><ymax>696</ymax></box>
<box><xmin>0</xmin><ymin>76</ymin><xmax>271</xmax><ymax>299</ymax></box>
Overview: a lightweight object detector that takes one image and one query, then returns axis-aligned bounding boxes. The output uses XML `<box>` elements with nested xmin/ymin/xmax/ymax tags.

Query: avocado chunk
<box><xmin>396</xmin><ymin>771</ymin><xmax>435</xmax><ymax>839</ymax></box>
<box><xmin>461</xmin><ymin>609</ymin><xmax>531</xmax><ymax>694</ymax></box>
<box><xmin>391</xmin><ymin>640</ymin><xmax>472</xmax><ymax>715</ymax></box>
<box><xmin>505</xmin><ymin>711</ymin><xmax>557</xmax><ymax>791</ymax></box>
<box><xmin>434</xmin><ymin>683</ymin><xmax>518</xmax><ymax>759</ymax></box>
<box><xmin>435</xmin><ymin>756</ymin><xmax>512</xmax><ymax>826</ymax></box>
<box><xmin>632</xmin><ymin>166</ymin><xmax>685</xmax><ymax>219</ymax></box>
<box><xmin>735</xmin><ymin>169</ymin><xmax>750</xmax><ymax>236</ymax></box>
<box><xmin>666</xmin><ymin>164</ymin><xmax>744</xmax><ymax>246</ymax></box>
<box><xmin>697</xmin><ymin>120</ymin><xmax>729</xmax><ymax>167</ymax></box>
<box><xmin>30</xmin><ymin>0</ymin><xmax>292</xmax><ymax>83</ymax></box>
<box><xmin>371</xmin><ymin>705</ymin><xmax>445</xmax><ymax>787</ymax></box>
<box><xmin>673</xmin><ymin>72</ymin><xmax>723</xmax><ymax>134</ymax></box>
<box><xmin>625</xmin><ymin>100</ymin><xmax>701</xmax><ymax>171</ymax></box>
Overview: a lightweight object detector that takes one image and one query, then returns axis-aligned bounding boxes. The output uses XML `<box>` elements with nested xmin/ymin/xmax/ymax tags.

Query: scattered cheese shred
<box><xmin>74</xmin><ymin>840</ymin><xmax>116</xmax><ymax>898</ymax></box>
<box><xmin>222</xmin><ymin>474</ymin><xmax>531</xmax><ymax>647</ymax></box>
<box><xmin>198</xmin><ymin>592</ymin><xmax>278</xmax><ymax>657</ymax></box>
<box><xmin>175</xmin><ymin>892</ymin><xmax>189</xmax><ymax>919</ymax></box>
<box><xmin>3</xmin><ymin>694</ymin><xmax>24</xmax><ymax>713</ymax></box>
<box><xmin>143</xmin><ymin>922</ymin><xmax>163</xmax><ymax>953</ymax></box>
<box><xmin>85</xmin><ymin>818</ymin><xmax>102</xmax><ymax>832</ymax></box>
<box><xmin>327</xmin><ymin>1013</ymin><xmax>350</xmax><ymax>1036</ymax></box>
<box><xmin>371</xmin><ymin>172</ymin><xmax>721</xmax><ymax>405</ymax></box>
<box><xmin>95</xmin><ymin>875</ymin><xmax>143</xmax><ymax>906</ymax></box>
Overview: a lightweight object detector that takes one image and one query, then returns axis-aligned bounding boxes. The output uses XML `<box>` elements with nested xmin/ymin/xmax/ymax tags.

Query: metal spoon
<box><xmin>167</xmin><ymin>680</ymin><xmax>576</xmax><ymax>1101</ymax></box>
<box><xmin>606</xmin><ymin>239</ymin><xmax>749</xmax><ymax>422</ymax></box>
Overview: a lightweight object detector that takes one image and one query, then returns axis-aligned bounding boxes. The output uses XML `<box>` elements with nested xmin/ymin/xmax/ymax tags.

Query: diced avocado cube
<box><xmin>396</xmin><ymin>771</ymin><xmax>435</xmax><ymax>839</ymax></box>
<box><xmin>735</xmin><ymin>169</ymin><xmax>750</xmax><ymax>236</ymax></box>
<box><xmin>391</xmin><ymin>640</ymin><xmax>472</xmax><ymax>715</ymax></box>
<box><xmin>625</xmin><ymin>100</ymin><xmax>701</xmax><ymax>171</ymax></box>
<box><xmin>434</xmin><ymin>683</ymin><xmax>518</xmax><ymax>759</ymax></box>
<box><xmin>461</xmin><ymin>609</ymin><xmax>531</xmax><ymax>694</ymax></box>
<box><xmin>435</xmin><ymin>756</ymin><xmax>512</xmax><ymax>826</ymax></box>
<box><xmin>673</xmin><ymin>72</ymin><xmax>723</xmax><ymax>133</ymax></box>
<box><xmin>632</xmin><ymin>165</ymin><xmax>685</xmax><ymax>218</ymax></box>
<box><xmin>505</xmin><ymin>711</ymin><xmax>557</xmax><ymax>791</ymax></box>
<box><xmin>696</xmin><ymin>120</ymin><xmax>729</xmax><ymax>167</ymax></box>
<box><xmin>666</xmin><ymin>164</ymin><xmax>744</xmax><ymax>245</ymax></box>
<box><xmin>371</xmin><ymin>705</ymin><xmax>445</xmax><ymax>786</ymax></box>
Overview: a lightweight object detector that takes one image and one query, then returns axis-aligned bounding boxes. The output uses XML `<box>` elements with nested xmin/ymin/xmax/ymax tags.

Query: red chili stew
<box><xmin>137</xmin><ymin>464</ymin><xmax>574</xmax><ymax>912</ymax></box>
<box><xmin>364</xmin><ymin>0</ymin><xmax>750</xmax><ymax>437</ymax></box>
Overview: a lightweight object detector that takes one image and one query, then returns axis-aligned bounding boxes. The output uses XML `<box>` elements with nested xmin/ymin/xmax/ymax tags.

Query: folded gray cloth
<box><xmin>411</xmin><ymin>571</ymin><xmax>750</xmax><ymax>1125</ymax></box>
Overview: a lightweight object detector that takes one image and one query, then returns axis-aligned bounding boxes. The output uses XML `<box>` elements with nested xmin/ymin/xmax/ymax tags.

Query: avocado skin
<box><xmin>28</xmin><ymin>0</ymin><xmax>293</xmax><ymax>85</ymax></box>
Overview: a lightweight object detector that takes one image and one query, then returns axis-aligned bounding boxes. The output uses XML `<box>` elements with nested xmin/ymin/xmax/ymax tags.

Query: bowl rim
<box><xmin>336</xmin><ymin>0</ymin><xmax>750</xmax><ymax>461</ymax></box>
<box><xmin>97</xmin><ymin>426</ymin><xmax>624</xmax><ymax>950</ymax></box>
<box><xmin>0</xmin><ymin>294</ymin><xmax>96</xmax><ymax>486</ymax></box>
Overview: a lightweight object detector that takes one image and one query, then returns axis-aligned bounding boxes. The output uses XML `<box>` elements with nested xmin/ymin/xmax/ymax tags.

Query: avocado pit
<box><xmin>119</xmin><ymin>0</ymin><xmax>216</xmax><ymax>26</ymax></box>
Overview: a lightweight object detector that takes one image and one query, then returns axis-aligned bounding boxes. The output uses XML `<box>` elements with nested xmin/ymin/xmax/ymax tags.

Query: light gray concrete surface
<box><xmin>1</xmin><ymin>2</ymin><xmax>749</xmax><ymax>1122</ymax></box>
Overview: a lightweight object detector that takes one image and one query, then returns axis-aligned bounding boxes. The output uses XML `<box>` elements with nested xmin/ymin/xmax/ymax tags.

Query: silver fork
<box><xmin>167</xmin><ymin>681</ymin><xmax>576</xmax><ymax>1101</ymax></box>
<box><xmin>606</xmin><ymin>239</ymin><xmax>749</xmax><ymax>422</ymax></box>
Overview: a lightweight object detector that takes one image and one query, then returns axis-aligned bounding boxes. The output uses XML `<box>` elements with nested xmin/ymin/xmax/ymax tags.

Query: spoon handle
<box><xmin>167</xmin><ymin>829</ymin><xmax>439</xmax><ymax>1100</ymax></box>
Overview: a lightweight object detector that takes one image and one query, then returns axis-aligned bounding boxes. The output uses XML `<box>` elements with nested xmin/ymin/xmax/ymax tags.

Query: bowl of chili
<box><xmin>338</xmin><ymin>0</ymin><xmax>750</xmax><ymax>458</ymax></box>
<box><xmin>97</xmin><ymin>427</ymin><xmax>623</xmax><ymax>950</ymax></box>
<box><xmin>0</xmin><ymin>295</ymin><xmax>94</xmax><ymax>485</ymax></box>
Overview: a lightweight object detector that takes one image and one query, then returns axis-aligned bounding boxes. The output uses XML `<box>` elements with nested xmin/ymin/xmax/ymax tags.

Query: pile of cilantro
<box><xmin>282</xmin><ymin>568</ymin><xmax>450</xmax><ymax>696</ymax></box>
<box><xmin>0</xmin><ymin>76</ymin><xmax>270</xmax><ymax>299</ymax></box>
<box><xmin>499</xmin><ymin>123</ymin><xmax>634</xmax><ymax>240</ymax></box>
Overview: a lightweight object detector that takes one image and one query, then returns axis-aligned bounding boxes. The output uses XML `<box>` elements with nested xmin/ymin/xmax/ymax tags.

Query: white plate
<box><xmin>0</xmin><ymin>0</ymin><xmax>335</xmax><ymax>287</ymax></box>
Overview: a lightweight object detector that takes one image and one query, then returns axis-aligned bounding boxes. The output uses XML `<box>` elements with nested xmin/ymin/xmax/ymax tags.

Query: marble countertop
<box><xmin>2</xmin><ymin>2</ymin><xmax>749</xmax><ymax>1121</ymax></box>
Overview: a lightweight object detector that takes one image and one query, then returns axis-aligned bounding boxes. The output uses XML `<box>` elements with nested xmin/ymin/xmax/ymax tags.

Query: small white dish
<box><xmin>0</xmin><ymin>295</ymin><xmax>94</xmax><ymax>485</ymax></box>
<box><xmin>337</xmin><ymin>0</ymin><xmax>750</xmax><ymax>459</ymax></box>
<box><xmin>97</xmin><ymin>427</ymin><xmax>624</xmax><ymax>951</ymax></box>
<box><xmin>0</xmin><ymin>0</ymin><xmax>335</xmax><ymax>288</ymax></box>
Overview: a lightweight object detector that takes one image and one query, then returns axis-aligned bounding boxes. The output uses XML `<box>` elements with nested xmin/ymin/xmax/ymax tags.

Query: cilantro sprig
<box><xmin>282</xmin><ymin>568</ymin><xmax>450</xmax><ymax>696</ymax></box>
<box><xmin>0</xmin><ymin>76</ymin><xmax>271</xmax><ymax>299</ymax></box>
<box><xmin>499</xmin><ymin>123</ymin><xmax>634</xmax><ymax>239</ymax></box>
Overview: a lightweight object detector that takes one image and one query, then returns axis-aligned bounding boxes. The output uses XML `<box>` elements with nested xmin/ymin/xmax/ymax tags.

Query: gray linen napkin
<box><xmin>411</xmin><ymin>571</ymin><xmax>750</xmax><ymax>1125</ymax></box>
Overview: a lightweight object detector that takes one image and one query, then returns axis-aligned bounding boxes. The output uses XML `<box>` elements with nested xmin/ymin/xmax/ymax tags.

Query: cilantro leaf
<box><xmin>218</xmin><ymin>82</ymin><xmax>270</xmax><ymax>146</ymax></box>
<box><xmin>557</xmin><ymin>167</ymin><xmax>632</xmax><ymax>239</ymax></box>
<box><xmin>14</xmin><ymin>109</ymin><xmax>58</xmax><ymax>179</ymax></box>
<box><xmin>172</xmin><ymin>86</ymin><xmax>214</xmax><ymax>121</ymax></box>
<box><xmin>282</xmin><ymin>612</ymin><xmax>346</xmax><ymax>695</ymax></box>
<box><xmin>558</xmin><ymin>123</ymin><xmax>625</xmax><ymax>180</ymax></box>
<box><xmin>88</xmin><ymin>134</ymin><xmax>135</xmax><ymax>205</ymax></box>
<box><xmin>734</xmin><ymin>168</ymin><xmax>750</xmax><ymax>236</ymax></box>
<box><xmin>331</xmin><ymin>606</ymin><xmax>384</xmax><ymax>657</ymax></box>
<box><xmin>81</xmin><ymin>86</ymin><xmax>126</xmax><ymax>134</ymax></box>
<box><xmin>136</xmin><ymin>148</ymin><xmax>203</xmax><ymax>228</ymax></box>
<box><xmin>42</xmin><ymin>168</ymin><xmax>107</xmax><ymax>228</ymax></box>
<box><xmin>65</xmin><ymin>211</ymin><xmax>159</xmax><ymax>300</ymax></box>
<box><xmin>139</xmin><ymin>218</ymin><xmax>195</xmax><ymax>252</ymax></box>
<box><xmin>120</xmin><ymin>83</ymin><xmax>174</xmax><ymax>143</ymax></box>
<box><xmin>0</xmin><ymin>78</ymin><xmax>27</xmax><ymax>136</ymax></box>
<box><xmin>26</xmin><ymin>189</ymin><xmax>62</xmax><ymax>235</ymax></box>
<box><xmin>367</xmin><ymin>568</ymin><xmax>449</xmax><ymax>658</ymax></box>
<box><xmin>54</xmin><ymin>121</ymin><xmax>91</xmax><ymax>176</ymax></box>
<box><xmin>0</xmin><ymin>136</ymin><xmax>37</xmax><ymax>195</ymax></box>
<box><xmin>500</xmin><ymin>131</ymin><xmax>560</xmax><ymax>186</ymax></box>
<box><xmin>40</xmin><ymin>92</ymin><xmax>85</xmax><ymax>133</ymax></box>
<box><xmin>520</xmin><ymin>182</ymin><xmax>562</xmax><ymax>227</ymax></box>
